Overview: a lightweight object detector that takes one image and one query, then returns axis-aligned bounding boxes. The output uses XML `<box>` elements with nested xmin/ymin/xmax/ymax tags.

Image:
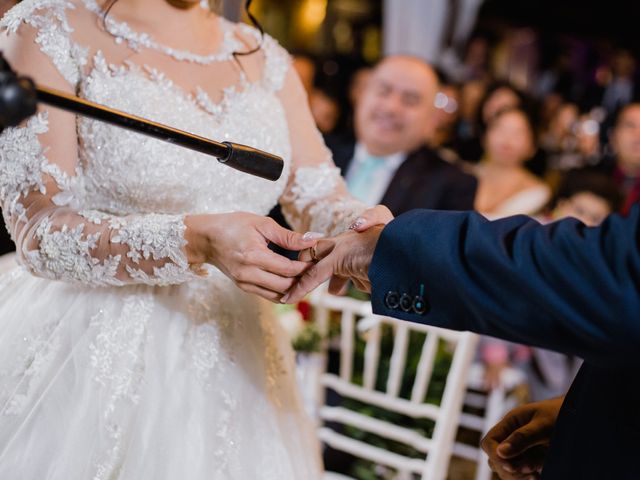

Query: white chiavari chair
<box><xmin>309</xmin><ymin>288</ymin><xmax>479</xmax><ymax>480</ymax></box>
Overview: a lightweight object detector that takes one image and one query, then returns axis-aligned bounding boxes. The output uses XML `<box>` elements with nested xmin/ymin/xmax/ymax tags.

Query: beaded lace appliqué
<box><xmin>82</xmin><ymin>0</ymin><xmax>243</xmax><ymax>65</ymax></box>
<box><xmin>1</xmin><ymin>0</ymin><xmax>88</xmax><ymax>86</ymax></box>
<box><xmin>0</xmin><ymin>107</ymin><xmax>196</xmax><ymax>287</ymax></box>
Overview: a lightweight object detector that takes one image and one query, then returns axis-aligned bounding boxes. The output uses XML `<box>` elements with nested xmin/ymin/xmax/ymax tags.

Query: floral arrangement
<box><xmin>276</xmin><ymin>300</ymin><xmax>323</xmax><ymax>353</ymax></box>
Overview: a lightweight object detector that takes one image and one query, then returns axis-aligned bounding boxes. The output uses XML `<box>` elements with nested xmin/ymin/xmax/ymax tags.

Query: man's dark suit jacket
<box><xmin>325</xmin><ymin>136</ymin><xmax>477</xmax><ymax>215</ymax></box>
<box><xmin>369</xmin><ymin>206</ymin><xmax>640</xmax><ymax>479</ymax></box>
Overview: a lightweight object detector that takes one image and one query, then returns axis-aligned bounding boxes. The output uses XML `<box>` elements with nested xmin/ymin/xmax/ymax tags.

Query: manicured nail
<box><xmin>502</xmin><ymin>464</ymin><xmax>515</xmax><ymax>473</ymax></box>
<box><xmin>349</xmin><ymin>218</ymin><xmax>365</xmax><ymax>230</ymax></box>
<box><xmin>303</xmin><ymin>232</ymin><xmax>324</xmax><ymax>241</ymax></box>
<box><xmin>280</xmin><ymin>294</ymin><xmax>290</xmax><ymax>303</ymax></box>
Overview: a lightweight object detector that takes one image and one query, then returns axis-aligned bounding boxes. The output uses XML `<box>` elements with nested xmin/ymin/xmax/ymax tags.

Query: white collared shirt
<box><xmin>344</xmin><ymin>143</ymin><xmax>406</xmax><ymax>206</ymax></box>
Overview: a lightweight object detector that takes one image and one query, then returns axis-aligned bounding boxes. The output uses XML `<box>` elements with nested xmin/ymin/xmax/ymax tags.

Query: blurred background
<box><xmin>1</xmin><ymin>1</ymin><xmax>638</xmax><ymax>478</ymax></box>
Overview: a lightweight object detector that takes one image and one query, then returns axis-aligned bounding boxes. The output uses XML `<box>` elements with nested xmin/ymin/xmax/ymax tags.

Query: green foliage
<box><xmin>292</xmin><ymin>323</ymin><xmax>323</xmax><ymax>353</ymax></box>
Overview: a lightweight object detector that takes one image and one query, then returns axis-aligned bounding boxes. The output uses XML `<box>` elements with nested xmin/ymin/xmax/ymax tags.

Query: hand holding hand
<box><xmin>281</xmin><ymin>225</ymin><xmax>385</xmax><ymax>304</ymax></box>
<box><xmin>481</xmin><ymin>396</ymin><xmax>564</xmax><ymax>479</ymax></box>
<box><xmin>185</xmin><ymin>212</ymin><xmax>319</xmax><ymax>302</ymax></box>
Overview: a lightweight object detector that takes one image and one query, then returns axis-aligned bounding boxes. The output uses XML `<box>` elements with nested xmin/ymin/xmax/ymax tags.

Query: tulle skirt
<box><xmin>0</xmin><ymin>260</ymin><xmax>322</xmax><ymax>479</ymax></box>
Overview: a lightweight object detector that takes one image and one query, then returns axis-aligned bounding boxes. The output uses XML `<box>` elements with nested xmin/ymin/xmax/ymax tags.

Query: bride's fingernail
<box><xmin>349</xmin><ymin>218</ymin><xmax>365</xmax><ymax>230</ymax></box>
<box><xmin>280</xmin><ymin>294</ymin><xmax>290</xmax><ymax>303</ymax></box>
<box><xmin>303</xmin><ymin>232</ymin><xmax>324</xmax><ymax>241</ymax></box>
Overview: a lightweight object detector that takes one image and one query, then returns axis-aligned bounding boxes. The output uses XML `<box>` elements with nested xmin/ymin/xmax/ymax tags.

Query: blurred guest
<box><xmin>456</xmin><ymin>81</ymin><xmax>526</xmax><ymax>163</ymax></box>
<box><xmin>601</xmin><ymin>50</ymin><xmax>639</xmax><ymax>115</ymax></box>
<box><xmin>548</xmin><ymin>170</ymin><xmax>622</xmax><ymax>226</ymax></box>
<box><xmin>541</xmin><ymin>103</ymin><xmax>602</xmax><ymax>173</ymax></box>
<box><xmin>456</xmin><ymin>79</ymin><xmax>486</xmax><ymax>145</ymax></box>
<box><xmin>291</xmin><ymin>54</ymin><xmax>316</xmax><ymax>96</ymax></box>
<box><xmin>474</xmin><ymin>107</ymin><xmax>550</xmax><ymax>219</ymax></box>
<box><xmin>326</xmin><ymin>55</ymin><xmax>477</xmax><ymax>215</ymax></box>
<box><xmin>454</xmin><ymin>35</ymin><xmax>492</xmax><ymax>83</ymax></box>
<box><xmin>332</xmin><ymin>66</ymin><xmax>373</xmax><ymax>138</ymax></box>
<box><xmin>309</xmin><ymin>88</ymin><xmax>340</xmax><ymax>134</ymax></box>
<box><xmin>348</xmin><ymin>66</ymin><xmax>372</xmax><ymax>108</ymax></box>
<box><xmin>540</xmin><ymin>102</ymin><xmax>579</xmax><ymax>155</ymax></box>
<box><xmin>609</xmin><ymin>103</ymin><xmax>640</xmax><ymax>213</ymax></box>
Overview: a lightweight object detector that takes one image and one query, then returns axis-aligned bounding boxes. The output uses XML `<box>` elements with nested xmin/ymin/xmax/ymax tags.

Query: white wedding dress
<box><xmin>0</xmin><ymin>1</ymin><xmax>365</xmax><ymax>478</ymax></box>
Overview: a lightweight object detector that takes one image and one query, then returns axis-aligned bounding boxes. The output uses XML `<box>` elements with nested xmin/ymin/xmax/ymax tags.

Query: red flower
<box><xmin>296</xmin><ymin>300</ymin><xmax>312</xmax><ymax>322</ymax></box>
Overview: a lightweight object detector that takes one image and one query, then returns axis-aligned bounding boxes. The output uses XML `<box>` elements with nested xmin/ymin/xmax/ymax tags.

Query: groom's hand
<box><xmin>281</xmin><ymin>225</ymin><xmax>385</xmax><ymax>304</ymax></box>
<box><xmin>481</xmin><ymin>396</ymin><xmax>563</xmax><ymax>479</ymax></box>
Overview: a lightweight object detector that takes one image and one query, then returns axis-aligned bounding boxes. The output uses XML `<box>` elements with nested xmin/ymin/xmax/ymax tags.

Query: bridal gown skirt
<box><xmin>0</xmin><ymin>264</ymin><xmax>322</xmax><ymax>479</ymax></box>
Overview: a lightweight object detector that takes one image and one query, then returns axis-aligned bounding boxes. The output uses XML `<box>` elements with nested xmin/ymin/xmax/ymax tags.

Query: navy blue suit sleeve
<box><xmin>369</xmin><ymin>206</ymin><xmax>640</xmax><ymax>367</ymax></box>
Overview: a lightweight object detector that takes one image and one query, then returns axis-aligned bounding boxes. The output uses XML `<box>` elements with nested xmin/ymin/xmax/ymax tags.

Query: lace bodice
<box><xmin>0</xmin><ymin>0</ymin><xmax>365</xmax><ymax>286</ymax></box>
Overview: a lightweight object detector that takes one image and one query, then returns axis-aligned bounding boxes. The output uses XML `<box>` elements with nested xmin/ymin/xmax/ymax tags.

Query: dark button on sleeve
<box><xmin>384</xmin><ymin>291</ymin><xmax>400</xmax><ymax>309</ymax></box>
<box><xmin>399</xmin><ymin>293</ymin><xmax>413</xmax><ymax>312</ymax></box>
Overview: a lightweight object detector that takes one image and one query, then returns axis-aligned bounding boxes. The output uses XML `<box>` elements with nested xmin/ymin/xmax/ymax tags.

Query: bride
<box><xmin>0</xmin><ymin>0</ymin><xmax>390</xmax><ymax>477</ymax></box>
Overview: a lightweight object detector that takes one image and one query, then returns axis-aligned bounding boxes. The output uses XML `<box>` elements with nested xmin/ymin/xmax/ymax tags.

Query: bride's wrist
<box><xmin>184</xmin><ymin>214</ymin><xmax>214</xmax><ymax>265</ymax></box>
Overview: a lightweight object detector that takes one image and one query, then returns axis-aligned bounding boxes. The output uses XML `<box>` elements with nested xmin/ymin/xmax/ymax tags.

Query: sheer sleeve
<box><xmin>0</xmin><ymin>14</ymin><xmax>199</xmax><ymax>286</ymax></box>
<box><xmin>269</xmin><ymin>41</ymin><xmax>367</xmax><ymax>236</ymax></box>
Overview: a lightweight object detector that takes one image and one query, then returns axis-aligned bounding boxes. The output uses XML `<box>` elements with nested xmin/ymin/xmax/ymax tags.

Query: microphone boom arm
<box><xmin>35</xmin><ymin>85</ymin><xmax>284</xmax><ymax>182</ymax></box>
<box><xmin>0</xmin><ymin>52</ymin><xmax>284</xmax><ymax>182</ymax></box>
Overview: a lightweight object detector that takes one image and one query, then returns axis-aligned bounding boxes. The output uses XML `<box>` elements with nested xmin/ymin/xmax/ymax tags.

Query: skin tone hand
<box><xmin>281</xmin><ymin>225</ymin><xmax>384</xmax><ymax>304</ymax></box>
<box><xmin>185</xmin><ymin>212</ymin><xmax>321</xmax><ymax>302</ymax></box>
<box><xmin>481</xmin><ymin>396</ymin><xmax>565</xmax><ymax>480</ymax></box>
<box><xmin>281</xmin><ymin>205</ymin><xmax>393</xmax><ymax>304</ymax></box>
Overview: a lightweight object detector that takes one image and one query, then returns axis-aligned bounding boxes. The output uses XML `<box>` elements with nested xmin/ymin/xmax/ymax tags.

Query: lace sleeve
<box><xmin>0</xmin><ymin>13</ymin><xmax>199</xmax><ymax>287</ymax></box>
<box><xmin>275</xmin><ymin>65</ymin><xmax>367</xmax><ymax>236</ymax></box>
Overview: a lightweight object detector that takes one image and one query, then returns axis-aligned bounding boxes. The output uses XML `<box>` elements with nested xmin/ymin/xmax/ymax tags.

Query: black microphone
<box><xmin>0</xmin><ymin>52</ymin><xmax>284</xmax><ymax>182</ymax></box>
<box><xmin>0</xmin><ymin>54</ymin><xmax>37</xmax><ymax>130</ymax></box>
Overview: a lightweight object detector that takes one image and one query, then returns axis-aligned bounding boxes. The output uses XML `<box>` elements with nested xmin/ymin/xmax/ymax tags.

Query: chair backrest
<box><xmin>309</xmin><ymin>289</ymin><xmax>479</xmax><ymax>480</ymax></box>
<box><xmin>454</xmin><ymin>364</ymin><xmax>528</xmax><ymax>480</ymax></box>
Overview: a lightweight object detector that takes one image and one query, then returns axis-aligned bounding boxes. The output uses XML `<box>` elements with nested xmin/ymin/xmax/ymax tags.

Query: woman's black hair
<box><xmin>234</xmin><ymin>0</ymin><xmax>263</xmax><ymax>58</ymax></box>
<box><xmin>484</xmin><ymin>105</ymin><xmax>536</xmax><ymax>139</ymax></box>
<box><xmin>550</xmin><ymin>169</ymin><xmax>623</xmax><ymax>212</ymax></box>
<box><xmin>475</xmin><ymin>81</ymin><xmax>530</xmax><ymax>135</ymax></box>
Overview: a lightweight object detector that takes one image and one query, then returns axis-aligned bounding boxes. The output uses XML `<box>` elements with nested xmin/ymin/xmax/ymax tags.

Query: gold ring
<box><xmin>310</xmin><ymin>245</ymin><xmax>319</xmax><ymax>262</ymax></box>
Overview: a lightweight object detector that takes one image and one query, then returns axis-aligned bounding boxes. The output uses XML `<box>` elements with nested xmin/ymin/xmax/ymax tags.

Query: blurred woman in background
<box><xmin>474</xmin><ymin>107</ymin><xmax>550</xmax><ymax>219</ymax></box>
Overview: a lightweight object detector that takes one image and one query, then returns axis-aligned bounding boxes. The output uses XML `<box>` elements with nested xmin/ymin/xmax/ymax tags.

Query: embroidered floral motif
<box><xmin>283</xmin><ymin>164</ymin><xmax>366</xmax><ymax>236</ymax></box>
<box><xmin>23</xmin><ymin>216</ymin><xmax>122</xmax><ymax>286</ymax></box>
<box><xmin>0</xmin><ymin>316</ymin><xmax>64</xmax><ymax>416</ymax></box>
<box><xmin>0</xmin><ymin>113</ymin><xmax>50</xmax><ymax>220</ymax></box>
<box><xmin>1</xmin><ymin>0</ymin><xmax>88</xmax><ymax>86</ymax></box>
<box><xmin>88</xmin><ymin>295</ymin><xmax>153</xmax><ymax>479</ymax></box>
<box><xmin>0</xmin><ymin>82</ymin><xmax>195</xmax><ymax>287</ymax></box>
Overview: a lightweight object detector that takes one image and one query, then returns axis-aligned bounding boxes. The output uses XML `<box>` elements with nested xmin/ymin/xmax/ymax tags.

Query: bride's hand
<box><xmin>349</xmin><ymin>205</ymin><xmax>394</xmax><ymax>232</ymax></box>
<box><xmin>184</xmin><ymin>213</ymin><xmax>320</xmax><ymax>302</ymax></box>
